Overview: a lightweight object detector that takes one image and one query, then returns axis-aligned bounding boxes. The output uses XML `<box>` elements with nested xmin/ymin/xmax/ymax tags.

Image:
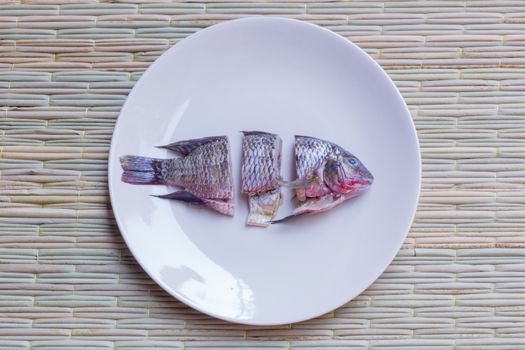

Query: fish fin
<box><xmin>295</xmin><ymin>134</ymin><xmax>324</xmax><ymax>142</ymax></box>
<box><xmin>241</xmin><ymin>131</ymin><xmax>276</xmax><ymax>137</ymax></box>
<box><xmin>272</xmin><ymin>194</ymin><xmax>347</xmax><ymax>223</ymax></box>
<box><xmin>155</xmin><ymin>190</ymin><xmax>205</xmax><ymax>204</ymax></box>
<box><xmin>154</xmin><ymin>190</ymin><xmax>234</xmax><ymax>216</ymax></box>
<box><xmin>294</xmin><ymin>194</ymin><xmax>345</xmax><ymax>216</ymax></box>
<box><xmin>202</xmin><ymin>198</ymin><xmax>234</xmax><ymax>216</ymax></box>
<box><xmin>120</xmin><ymin>155</ymin><xmax>165</xmax><ymax>185</ymax></box>
<box><xmin>279</xmin><ymin>156</ymin><xmax>327</xmax><ymax>190</ymax></box>
<box><xmin>158</xmin><ymin>136</ymin><xmax>226</xmax><ymax>156</ymax></box>
<box><xmin>278</xmin><ymin>177</ymin><xmax>317</xmax><ymax>189</ymax></box>
<box><xmin>270</xmin><ymin>212</ymin><xmax>307</xmax><ymax>224</ymax></box>
<box><xmin>295</xmin><ymin>134</ymin><xmax>335</xmax><ymax>147</ymax></box>
<box><xmin>278</xmin><ymin>177</ymin><xmax>309</xmax><ymax>189</ymax></box>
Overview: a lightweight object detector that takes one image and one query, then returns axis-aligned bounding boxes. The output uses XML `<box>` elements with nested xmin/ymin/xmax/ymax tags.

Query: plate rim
<box><xmin>108</xmin><ymin>16</ymin><xmax>422</xmax><ymax>325</ymax></box>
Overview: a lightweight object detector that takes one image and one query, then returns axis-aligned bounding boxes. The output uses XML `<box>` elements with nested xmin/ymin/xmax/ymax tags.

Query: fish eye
<box><xmin>348</xmin><ymin>158</ymin><xmax>357</xmax><ymax>165</ymax></box>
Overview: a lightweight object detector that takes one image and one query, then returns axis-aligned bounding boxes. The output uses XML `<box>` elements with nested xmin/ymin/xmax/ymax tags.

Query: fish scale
<box><xmin>295</xmin><ymin>135</ymin><xmax>333</xmax><ymax>181</ymax></box>
<box><xmin>166</xmin><ymin>139</ymin><xmax>233</xmax><ymax>199</ymax></box>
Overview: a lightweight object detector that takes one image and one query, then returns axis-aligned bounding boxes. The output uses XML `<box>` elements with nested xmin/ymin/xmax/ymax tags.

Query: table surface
<box><xmin>1</xmin><ymin>1</ymin><xmax>525</xmax><ymax>349</ymax></box>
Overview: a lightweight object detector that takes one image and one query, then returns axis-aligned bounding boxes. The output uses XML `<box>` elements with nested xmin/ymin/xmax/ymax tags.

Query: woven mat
<box><xmin>1</xmin><ymin>1</ymin><xmax>525</xmax><ymax>349</ymax></box>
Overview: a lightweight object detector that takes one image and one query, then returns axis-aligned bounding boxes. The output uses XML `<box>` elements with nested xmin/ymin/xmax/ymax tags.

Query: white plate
<box><xmin>108</xmin><ymin>17</ymin><xmax>421</xmax><ymax>325</ymax></box>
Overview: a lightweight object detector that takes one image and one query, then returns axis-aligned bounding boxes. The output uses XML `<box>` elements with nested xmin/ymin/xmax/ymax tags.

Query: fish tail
<box><xmin>155</xmin><ymin>190</ymin><xmax>234</xmax><ymax>216</ymax></box>
<box><xmin>120</xmin><ymin>155</ymin><xmax>166</xmax><ymax>185</ymax></box>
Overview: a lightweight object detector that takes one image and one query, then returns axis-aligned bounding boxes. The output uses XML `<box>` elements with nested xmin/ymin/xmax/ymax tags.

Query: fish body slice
<box><xmin>165</xmin><ymin>136</ymin><xmax>233</xmax><ymax>200</ymax></box>
<box><xmin>247</xmin><ymin>188</ymin><xmax>282</xmax><ymax>227</ymax></box>
<box><xmin>294</xmin><ymin>135</ymin><xmax>333</xmax><ymax>201</ymax></box>
<box><xmin>241</xmin><ymin>131</ymin><xmax>282</xmax><ymax>227</ymax></box>
<box><xmin>120</xmin><ymin>136</ymin><xmax>233</xmax><ymax>215</ymax></box>
<box><xmin>241</xmin><ymin>131</ymin><xmax>282</xmax><ymax>194</ymax></box>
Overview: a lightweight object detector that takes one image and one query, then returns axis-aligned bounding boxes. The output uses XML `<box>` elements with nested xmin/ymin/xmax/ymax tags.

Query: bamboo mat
<box><xmin>1</xmin><ymin>0</ymin><xmax>525</xmax><ymax>349</ymax></box>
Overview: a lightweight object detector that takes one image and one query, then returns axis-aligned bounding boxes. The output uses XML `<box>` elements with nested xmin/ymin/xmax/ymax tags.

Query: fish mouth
<box><xmin>355</xmin><ymin>179</ymin><xmax>373</xmax><ymax>192</ymax></box>
<box><xmin>359</xmin><ymin>168</ymin><xmax>374</xmax><ymax>186</ymax></box>
<box><xmin>349</xmin><ymin>171</ymin><xmax>374</xmax><ymax>192</ymax></box>
<box><xmin>364</xmin><ymin>175</ymin><xmax>374</xmax><ymax>187</ymax></box>
<box><xmin>336</xmin><ymin>177</ymin><xmax>373</xmax><ymax>195</ymax></box>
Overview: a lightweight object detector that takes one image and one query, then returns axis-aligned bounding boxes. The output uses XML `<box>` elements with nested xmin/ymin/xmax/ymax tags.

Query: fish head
<box><xmin>323</xmin><ymin>150</ymin><xmax>374</xmax><ymax>195</ymax></box>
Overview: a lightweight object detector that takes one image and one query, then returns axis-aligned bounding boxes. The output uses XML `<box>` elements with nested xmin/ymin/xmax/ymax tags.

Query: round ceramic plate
<box><xmin>108</xmin><ymin>17</ymin><xmax>421</xmax><ymax>325</ymax></box>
